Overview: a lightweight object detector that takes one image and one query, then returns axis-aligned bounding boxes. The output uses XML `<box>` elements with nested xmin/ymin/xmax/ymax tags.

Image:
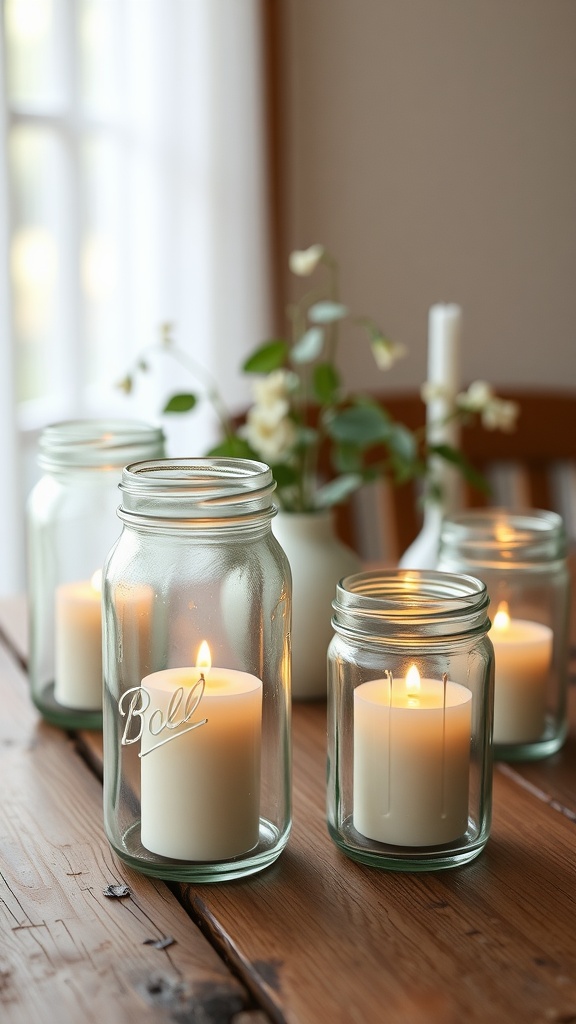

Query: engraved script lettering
<box><xmin>119</xmin><ymin>687</ymin><xmax>149</xmax><ymax>744</ymax></box>
<box><xmin>118</xmin><ymin>678</ymin><xmax>208</xmax><ymax>757</ymax></box>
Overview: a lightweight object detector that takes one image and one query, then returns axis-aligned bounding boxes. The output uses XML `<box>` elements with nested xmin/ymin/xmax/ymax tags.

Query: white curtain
<box><xmin>0</xmin><ymin>0</ymin><xmax>272</xmax><ymax>596</ymax></box>
<box><xmin>0</xmin><ymin>11</ymin><xmax>23</xmax><ymax>595</ymax></box>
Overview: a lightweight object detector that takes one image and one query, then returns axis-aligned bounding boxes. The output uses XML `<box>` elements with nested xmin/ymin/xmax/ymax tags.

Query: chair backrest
<box><xmin>334</xmin><ymin>390</ymin><xmax>576</xmax><ymax>563</ymax></box>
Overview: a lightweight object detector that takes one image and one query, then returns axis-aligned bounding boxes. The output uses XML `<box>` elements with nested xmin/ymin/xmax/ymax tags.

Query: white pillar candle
<box><xmin>55</xmin><ymin>572</ymin><xmax>102</xmax><ymax>709</ymax></box>
<box><xmin>353</xmin><ymin>666</ymin><xmax>471</xmax><ymax>847</ymax></box>
<box><xmin>427</xmin><ymin>303</ymin><xmax>462</xmax><ymax>511</ymax></box>
<box><xmin>399</xmin><ymin>305</ymin><xmax>462</xmax><ymax>569</ymax></box>
<box><xmin>490</xmin><ymin>602</ymin><xmax>552</xmax><ymax>744</ymax></box>
<box><xmin>136</xmin><ymin>644</ymin><xmax>262</xmax><ymax>861</ymax></box>
<box><xmin>427</xmin><ymin>302</ymin><xmax>461</xmax><ymax>429</ymax></box>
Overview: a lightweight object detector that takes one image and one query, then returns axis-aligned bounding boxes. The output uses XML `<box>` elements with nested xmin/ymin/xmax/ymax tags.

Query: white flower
<box><xmin>253</xmin><ymin>369</ymin><xmax>295</xmax><ymax>409</ymax></box>
<box><xmin>289</xmin><ymin>244</ymin><xmax>324</xmax><ymax>277</ymax></box>
<box><xmin>456</xmin><ymin>380</ymin><xmax>494</xmax><ymax>413</ymax></box>
<box><xmin>240</xmin><ymin>405</ymin><xmax>297</xmax><ymax>463</ymax></box>
<box><xmin>421</xmin><ymin>381</ymin><xmax>450</xmax><ymax>404</ymax></box>
<box><xmin>425</xmin><ymin>378</ymin><xmax>518</xmax><ymax>434</ymax></box>
<box><xmin>455</xmin><ymin>380</ymin><xmax>518</xmax><ymax>431</ymax></box>
<box><xmin>371</xmin><ymin>337</ymin><xmax>407</xmax><ymax>371</ymax></box>
<box><xmin>481</xmin><ymin>397</ymin><xmax>519</xmax><ymax>432</ymax></box>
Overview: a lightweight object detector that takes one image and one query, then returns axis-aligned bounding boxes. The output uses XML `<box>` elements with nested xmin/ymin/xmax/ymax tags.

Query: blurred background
<box><xmin>1</xmin><ymin>0</ymin><xmax>575</xmax><ymax>593</ymax></box>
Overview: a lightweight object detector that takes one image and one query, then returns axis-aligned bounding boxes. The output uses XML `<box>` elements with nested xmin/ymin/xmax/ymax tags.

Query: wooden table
<box><xmin>1</xmin><ymin>593</ymin><xmax>576</xmax><ymax>1024</ymax></box>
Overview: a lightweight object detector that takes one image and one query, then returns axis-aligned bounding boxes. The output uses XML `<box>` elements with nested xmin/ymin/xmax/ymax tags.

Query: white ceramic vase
<box><xmin>272</xmin><ymin>510</ymin><xmax>361</xmax><ymax>700</ymax></box>
<box><xmin>397</xmin><ymin>500</ymin><xmax>444</xmax><ymax>570</ymax></box>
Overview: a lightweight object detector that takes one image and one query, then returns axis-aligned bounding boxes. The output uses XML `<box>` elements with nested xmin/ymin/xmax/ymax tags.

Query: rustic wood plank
<box><xmin>0</xmin><ymin>641</ymin><xmax>256</xmax><ymax>1024</ymax></box>
<box><xmin>3</xmin><ymin>590</ymin><xmax>576</xmax><ymax>1023</ymax></box>
<box><xmin>502</xmin><ymin>685</ymin><xmax>576</xmax><ymax>821</ymax></box>
<box><xmin>176</xmin><ymin>701</ymin><xmax>576</xmax><ymax>1024</ymax></box>
<box><xmin>0</xmin><ymin>593</ymin><xmax>27</xmax><ymax>669</ymax></box>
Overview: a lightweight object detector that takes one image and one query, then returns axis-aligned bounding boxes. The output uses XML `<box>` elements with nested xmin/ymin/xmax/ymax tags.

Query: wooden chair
<box><xmin>333</xmin><ymin>390</ymin><xmax>576</xmax><ymax>563</ymax></box>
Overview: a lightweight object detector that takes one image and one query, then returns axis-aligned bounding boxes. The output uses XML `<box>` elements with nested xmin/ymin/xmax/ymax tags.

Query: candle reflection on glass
<box><xmin>490</xmin><ymin>601</ymin><xmax>552</xmax><ymax>744</ymax></box>
<box><xmin>54</xmin><ymin>569</ymin><xmax>103</xmax><ymax>709</ymax></box>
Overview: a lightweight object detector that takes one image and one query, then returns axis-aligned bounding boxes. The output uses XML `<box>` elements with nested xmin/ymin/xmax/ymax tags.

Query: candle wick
<box><xmin>385</xmin><ymin>669</ymin><xmax>393</xmax><ymax>708</ymax></box>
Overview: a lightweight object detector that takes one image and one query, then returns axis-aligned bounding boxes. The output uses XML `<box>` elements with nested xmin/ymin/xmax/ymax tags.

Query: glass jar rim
<box><xmin>332</xmin><ymin>569</ymin><xmax>490</xmax><ymax>642</ymax></box>
<box><xmin>39</xmin><ymin>419</ymin><xmax>165</xmax><ymax>470</ymax></box>
<box><xmin>118</xmin><ymin>457</ymin><xmax>277</xmax><ymax>522</ymax></box>
<box><xmin>439</xmin><ymin>507</ymin><xmax>566</xmax><ymax>565</ymax></box>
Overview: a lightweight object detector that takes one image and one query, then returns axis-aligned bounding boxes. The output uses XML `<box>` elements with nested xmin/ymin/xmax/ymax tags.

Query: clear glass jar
<box><xmin>27</xmin><ymin>420</ymin><xmax>165</xmax><ymax>729</ymax></box>
<box><xmin>438</xmin><ymin>509</ymin><xmax>570</xmax><ymax>761</ymax></box>
<box><xmin>327</xmin><ymin>570</ymin><xmax>494</xmax><ymax>872</ymax></box>
<box><xmin>102</xmin><ymin>457</ymin><xmax>292</xmax><ymax>883</ymax></box>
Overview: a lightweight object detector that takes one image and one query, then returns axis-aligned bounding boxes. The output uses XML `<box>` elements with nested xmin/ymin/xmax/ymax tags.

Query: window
<box><xmin>1</xmin><ymin>0</ymin><xmax>272</xmax><ymax>593</ymax></box>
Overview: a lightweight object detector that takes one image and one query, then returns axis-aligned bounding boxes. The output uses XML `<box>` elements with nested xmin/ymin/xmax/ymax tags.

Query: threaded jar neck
<box><xmin>439</xmin><ymin>508</ymin><xmax>566</xmax><ymax>571</ymax></box>
<box><xmin>39</xmin><ymin>420</ymin><xmax>165</xmax><ymax>471</ymax></box>
<box><xmin>117</xmin><ymin>457</ymin><xmax>277</xmax><ymax>526</ymax></box>
<box><xmin>332</xmin><ymin>570</ymin><xmax>490</xmax><ymax>646</ymax></box>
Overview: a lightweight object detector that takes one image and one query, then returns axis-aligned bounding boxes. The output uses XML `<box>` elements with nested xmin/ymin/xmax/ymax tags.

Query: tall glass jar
<box><xmin>102</xmin><ymin>458</ymin><xmax>292</xmax><ymax>883</ymax></box>
<box><xmin>327</xmin><ymin>570</ymin><xmax>494</xmax><ymax>871</ymax></box>
<box><xmin>438</xmin><ymin>509</ymin><xmax>570</xmax><ymax>761</ymax></box>
<box><xmin>27</xmin><ymin>420</ymin><xmax>165</xmax><ymax>729</ymax></box>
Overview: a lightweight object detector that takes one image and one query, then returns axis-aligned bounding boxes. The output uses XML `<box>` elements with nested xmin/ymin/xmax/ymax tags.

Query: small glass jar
<box><xmin>102</xmin><ymin>458</ymin><xmax>292</xmax><ymax>883</ymax></box>
<box><xmin>438</xmin><ymin>509</ymin><xmax>570</xmax><ymax>761</ymax></box>
<box><xmin>327</xmin><ymin>570</ymin><xmax>493</xmax><ymax>872</ymax></box>
<box><xmin>27</xmin><ymin>420</ymin><xmax>165</xmax><ymax>729</ymax></box>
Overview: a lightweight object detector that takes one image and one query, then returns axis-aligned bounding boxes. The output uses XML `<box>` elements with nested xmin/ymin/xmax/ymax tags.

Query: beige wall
<box><xmin>278</xmin><ymin>0</ymin><xmax>576</xmax><ymax>394</ymax></box>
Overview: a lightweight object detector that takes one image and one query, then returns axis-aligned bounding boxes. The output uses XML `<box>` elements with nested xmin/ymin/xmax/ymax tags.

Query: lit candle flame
<box><xmin>495</xmin><ymin>522</ymin><xmax>515</xmax><ymax>545</ymax></box>
<box><xmin>405</xmin><ymin>664</ymin><xmax>421</xmax><ymax>695</ymax></box>
<box><xmin>493</xmin><ymin>600</ymin><xmax>510</xmax><ymax>632</ymax></box>
<box><xmin>91</xmin><ymin>569</ymin><xmax>103</xmax><ymax>593</ymax></box>
<box><xmin>196</xmin><ymin>640</ymin><xmax>212</xmax><ymax>675</ymax></box>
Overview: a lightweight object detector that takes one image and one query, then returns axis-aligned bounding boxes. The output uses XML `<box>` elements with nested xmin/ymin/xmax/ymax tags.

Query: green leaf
<box><xmin>163</xmin><ymin>393</ymin><xmax>197</xmax><ymax>413</ymax></box>
<box><xmin>332</xmin><ymin>443</ymin><xmax>364</xmax><ymax>473</ymax></box>
<box><xmin>243</xmin><ymin>340</ymin><xmax>289</xmax><ymax>373</ymax></box>
<box><xmin>326</xmin><ymin>405</ymin><xmax>391</xmax><ymax>447</ymax></box>
<box><xmin>351</xmin><ymin>394</ymin><xmax>389</xmax><ymax>411</ymax></box>
<box><xmin>294</xmin><ymin>425</ymin><xmax>319</xmax><ymax>450</ymax></box>
<box><xmin>429</xmin><ymin>444</ymin><xmax>491</xmax><ymax>494</ymax></box>
<box><xmin>291</xmin><ymin>327</ymin><xmax>324</xmax><ymax>364</ymax></box>
<box><xmin>313</xmin><ymin>362</ymin><xmax>340</xmax><ymax>404</ymax></box>
<box><xmin>385</xmin><ymin>422</ymin><xmax>418</xmax><ymax>464</ymax></box>
<box><xmin>308</xmin><ymin>301</ymin><xmax>348</xmax><ymax>324</ymax></box>
<box><xmin>206</xmin><ymin>436</ymin><xmax>255</xmax><ymax>459</ymax></box>
<box><xmin>271</xmin><ymin>464</ymin><xmax>298</xmax><ymax>488</ymax></box>
<box><xmin>425</xmin><ymin>479</ymin><xmax>444</xmax><ymax>505</ymax></box>
<box><xmin>314</xmin><ymin>473</ymin><xmax>363</xmax><ymax>508</ymax></box>
<box><xmin>391</xmin><ymin>457</ymin><xmax>425</xmax><ymax>484</ymax></box>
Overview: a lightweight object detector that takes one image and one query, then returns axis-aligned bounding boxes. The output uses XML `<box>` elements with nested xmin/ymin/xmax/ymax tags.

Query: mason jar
<box><xmin>438</xmin><ymin>509</ymin><xmax>570</xmax><ymax>761</ymax></box>
<box><xmin>327</xmin><ymin>570</ymin><xmax>494</xmax><ymax>872</ymax></box>
<box><xmin>101</xmin><ymin>457</ymin><xmax>292</xmax><ymax>883</ymax></box>
<box><xmin>27</xmin><ymin>420</ymin><xmax>165</xmax><ymax>729</ymax></box>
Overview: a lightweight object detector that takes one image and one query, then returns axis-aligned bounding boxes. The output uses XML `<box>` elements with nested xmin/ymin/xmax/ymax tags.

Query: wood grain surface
<box><xmin>1</xmin><ymin>594</ymin><xmax>575</xmax><ymax>1024</ymax></box>
<box><xmin>176</xmin><ymin>701</ymin><xmax>576</xmax><ymax>1024</ymax></box>
<box><xmin>0</xmin><ymin>631</ymin><xmax>260</xmax><ymax>1024</ymax></box>
<box><xmin>74</xmin><ymin>698</ymin><xmax>576</xmax><ymax>1024</ymax></box>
